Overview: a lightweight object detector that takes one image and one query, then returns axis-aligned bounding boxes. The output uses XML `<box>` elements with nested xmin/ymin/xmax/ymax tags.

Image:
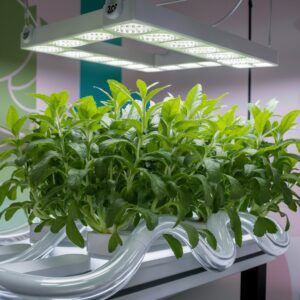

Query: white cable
<box><xmin>11</xmin><ymin>77</ymin><xmax>36</xmax><ymax>92</ymax></box>
<box><xmin>16</xmin><ymin>0</ymin><xmax>38</xmax><ymax>27</ymax></box>
<box><xmin>212</xmin><ymin>0</ymin><xmax>244</xmax><ymax>27</ymax></box>
<box><xmin>8</xmin><ymin>78</ymin><xmax>38</xmax><ymax>113</ymax></box>
<box><xmin>268</xmin><ymin>0</ymin><xmax>273</xmax><ymax>46</ymax></box>
<box><xmin>156</xmin><ymin>0</ymin><xmax>188</xmax><ymax>7</ymax></box>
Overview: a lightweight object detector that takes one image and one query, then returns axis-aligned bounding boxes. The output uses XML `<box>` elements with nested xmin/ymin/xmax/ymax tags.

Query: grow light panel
<box><xmin>21</xmin><ymin>0</ymin><xmax>278</xmax><ymax>72</ymax></box>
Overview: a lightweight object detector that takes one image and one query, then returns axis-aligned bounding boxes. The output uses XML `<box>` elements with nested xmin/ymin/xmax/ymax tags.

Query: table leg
<box><xmin>240</xmin><ymin>264</ymin><xmax>267</xmax><ymax>300</ymax></box>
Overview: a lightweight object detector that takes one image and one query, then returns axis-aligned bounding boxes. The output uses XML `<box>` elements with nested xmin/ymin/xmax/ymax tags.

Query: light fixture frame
<box><xmin>21</xmin><ymin>0</ymin><xmax>278</xmax><ymax>72</ymax></box>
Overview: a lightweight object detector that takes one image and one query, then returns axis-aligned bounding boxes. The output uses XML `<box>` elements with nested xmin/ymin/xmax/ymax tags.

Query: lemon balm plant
<box><xmin>0</xmin><ymin>80</ymin><xmax>299</xmax><ymax>258</ymax></box>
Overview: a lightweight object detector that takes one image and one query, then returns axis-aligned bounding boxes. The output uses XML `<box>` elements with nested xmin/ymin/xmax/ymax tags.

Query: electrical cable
<box><xmin>156</xmin><ymin>0</ymin><xmax>188</xmax><ymax>7</ymax></box>
<box><xmin>247</xmin><ymin>0</ymin><xmax>253</xmax><ymax>121</ymax></box>
<box><xmin>16</xmin><ymin>0</ymin><xmax>38</xmax><ymax>27</ymax></box>
<box><xmin>268</xmin><ymin>0</ymin><xmax>273</xmax><ymax>46</ymax></box>
<box><xmin>212</xmin><ymin>0</ymin><xmax>244</xmax><ymax>27</ymax></box>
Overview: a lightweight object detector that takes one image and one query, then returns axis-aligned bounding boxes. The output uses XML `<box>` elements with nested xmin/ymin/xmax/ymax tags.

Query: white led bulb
<box><xmin>200</xmin><ymin>61</ymin><xmax>221</xmax><ymax>67</ymax></box>
<box><xmin>163</xmin><ymin>40</ymin><xmax>202</xmax><ymax>49</ymax></box>
<box><xmin>219</xmin><ymin>57</ymin><xmax>260</xmax><ymax>65</ymax></box>
<box><xmin>84</xmin><ymin>56</ymin><xmax>116</xmax><ymax>63</ymax></box>
<box><xmin>202</xmin><ymin>52</ymin><xmax>241</xmax><ymax>60</ymax></box>
<box><xmin>143</xmin><ymin>67</ymin><xmax>162</xmax><ymax>72</ymax></box>
<box><xmin>184</xmin><ymin>46</ymin><xmax>220</xmax><ymax>55</ymax></box>
<box><xmin>178</xmin><ymin>63</ymin><xmax>202</xmax><ymax>69</ymax></box>
<box><xmin>110</xmin><ymin>22</ymin><xmax>154</xmax><ymax>35</ymax></box>
<box><xmin>60</xmin><ymin>51</ymin><xmax>92</xmax><ymax>59</ymax></box>
<box><xmin>125</xmin><ymin>64</ymin><xmax>149</xmax><ymax>70</ymax></box>
<box><xmin>50</xmin><ymin>39</ymin><xmax>87</xmax><ymax>47</ymax></box>
<box><xmin>75</xmin><ymin>31</ymin><xmax>115</xmax><ymax>41</ymax></box>
<box><xmin>160</xmin><ymin>65</ymin><xmax>182</xmax><ymax>70</ymax></box>
<box><xmin>139</xmin><ymin>32</ymin><xmax>176</xmax><ymax>43</ymax></box>
<box><xmin>108</xmin><ymin>60</ymin><xmax>133</xmax><ymax>66</ymax></box>
<box><xmin>27</xmin><ymin>45</ymin><xmax>64</xmax><ymax>53</ymax></box>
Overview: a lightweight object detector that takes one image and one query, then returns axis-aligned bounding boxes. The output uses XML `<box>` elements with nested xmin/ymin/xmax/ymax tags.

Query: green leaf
<box><xmin>66</xmin><ymin>218</ymin><xmax>85</xmax><ymax>248</ymax></box>
<box><xmin>30</xmin><ymin>93</ymin><xmax>51</xmax><ymax>105</ymax></box>
<box><xmin>75</xmin><ymin>96</ymin><xmax>98</xmax><ymax>119</ymax></box>
<box><xmin>225</xmin><ymin>175</ymin><xmax>244</xmax><ymax>200</ymax></box>
<box><xmin>7</xmin><ymin>185</ymin><xmax>17</xmax><ymax>200</ymax></box>
<box><xmin>108</xmin><ymin>230</ymin><xmax>123</xmax><ymax>253</ymax></box>
<box><xmin>163</xmin><ymin>234</ymin><xmax>183</xmax><ymax>259</ymax></box>
<box><xmin>145</xmin><ymin>85</ymin><xmax>170</xmax><ymax>105</ymax></box>
<box><xmin>50</xmin><ymin>218</ymin><xmax>66</xmax><ymax>233</ymax></box>
<box><xmin>204</xmin><ymin>158</ymin><xmax>221</xmax><ymax>183</ymax></box>
<box><xmin>99</xmin><ymin>138</ymin><xmax>136</xmax><ymax>151</ymax></box>
<box><xmin>278</xmin><ymin>110</ymin><xmax>300</xmax><ymax>136</ymax></box>
<box><xmin>227</xmin><ymin>209</ymin><xmax>243</xmax><ymax>247</ymax></box>
<box><xmin>12</xmin><ymin>117</ymin><xmax>27</xmax><ymax>136</ymax></box>
<box><xmin>193</xmin><ymin>175</ymin><xmax>213</xmax><ymax>207</ymax></box>
<box><xmin>6</xmin><ymin>106</ymin><xmax>19</xmax><ymax>130</ymax></box>
<box><xmin>134</xmin><ymin>207</ymin><xmax>158</xmax><ymax>231</ymax></box>
<box><xmin>30</xmin><ymin>151</ymin><xmax>60</xmax><ymax>186</ymax></box>
<box><xmin>106</xmin><ymin>198</ymin><xmax>128</xmax><ymax>228</ymax></box>
<box><xmin>199</xmin><ymin>229</ymin><xmax>217</xmax><ymax>250</ymax></box>
<box><xmin>140</xmin><ymin>169</ymin><xmax>166</xmax><ymax>197</ymax></box>
<box><xmin>67</xmin><ymin>169</ymin><xmax>87</xmax><ymax>190</ymax></box>
<box><xmin>253</xmin><ymin>110</ymin><xmax>272</xmax><ymax>135</ymax></box>
<box><xmin>34</xmin><ymin>221</ymin><xmax>48</xmax><ymax>233</ymax></box>
<box><xmin>0</xmin><ymin>182</ymin><xmax>11</xmax><ymax>206</ymax></box>
<box><xmin>0</xmin><ymin>149</ymin><xmax>15</xmax><ymax>161</ymax></box>
<box><xmin>136</xmin><ymin>79</ymin><xmax>148</xmax><ymax>99</ymax></box>
<box><xmin>185</xmin><ymin>84</ymin><xmax>202</xmax><ymax>113</ymax></box>
<box><xmin>161</xmin><ymin>97</ymin><xmax>181</xmax><ymax>123</ymax></box>
<box><xmin>253</xmin><ymin>217</ymin><xmax>278</xmax><ymax>237</ymax></box>
<box><xmin>181</xmin><ymin>222</ymin><xmax>199</xmax><ymax>248</ymax></box>
<box><xmin>4</xmin><ymin>202</ymin><xmax>27</xmax><ymax>221</ymax></box>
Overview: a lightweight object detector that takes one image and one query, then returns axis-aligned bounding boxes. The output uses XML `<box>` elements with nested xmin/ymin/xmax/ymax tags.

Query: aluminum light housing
<box><xmin>21</xmin><ymin>0</ymin><xmax>278</xmax><ymax>72</ymax></box>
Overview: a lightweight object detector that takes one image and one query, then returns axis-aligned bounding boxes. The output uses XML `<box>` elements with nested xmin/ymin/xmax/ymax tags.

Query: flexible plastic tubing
<box><xmin>0</xmin><ymin>212</ymin><xmax>289</xmax><ymax>300</ymax></box>
<box><xmin>0</xmin><ymin>225</ymin><xmax>29</xmax><ymax>245</ymax></box>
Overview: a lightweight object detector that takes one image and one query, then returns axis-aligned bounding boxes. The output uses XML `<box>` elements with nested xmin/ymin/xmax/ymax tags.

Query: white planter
<box><xmin>87</xmin><ymin>231</ymin><xmax>167</xmax><ymax>258</ymax></box>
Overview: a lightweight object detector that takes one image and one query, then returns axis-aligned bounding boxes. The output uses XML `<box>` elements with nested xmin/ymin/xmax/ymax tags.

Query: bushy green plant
<box><xmin>0</xmin><ymin>80</ymin><xmax>299</xmax><ymax>258</ymax></box>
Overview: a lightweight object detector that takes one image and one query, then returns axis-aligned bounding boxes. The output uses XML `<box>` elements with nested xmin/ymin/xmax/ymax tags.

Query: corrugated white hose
<box><xmin>0</xmin><ymin>212</ymin><xmax>289</xmax><ymax>300</ymax></box>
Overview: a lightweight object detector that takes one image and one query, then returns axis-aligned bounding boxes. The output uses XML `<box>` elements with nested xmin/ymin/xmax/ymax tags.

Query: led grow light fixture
<box><xmin>21</xmin><ymin>0</ymin><xmax>278</xmax><ymax>72</ymax></box>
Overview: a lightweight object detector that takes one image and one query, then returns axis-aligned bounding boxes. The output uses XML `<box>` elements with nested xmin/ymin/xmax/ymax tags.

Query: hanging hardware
<box><xmin>213</xmin><ymin>0</ymin><xmax>244</xmax><ymax>27</ymax></box>
<box><xmin>268</xmin><ymin>0</ymin><xmax>273</xmax><ymax>46</ymax></box>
